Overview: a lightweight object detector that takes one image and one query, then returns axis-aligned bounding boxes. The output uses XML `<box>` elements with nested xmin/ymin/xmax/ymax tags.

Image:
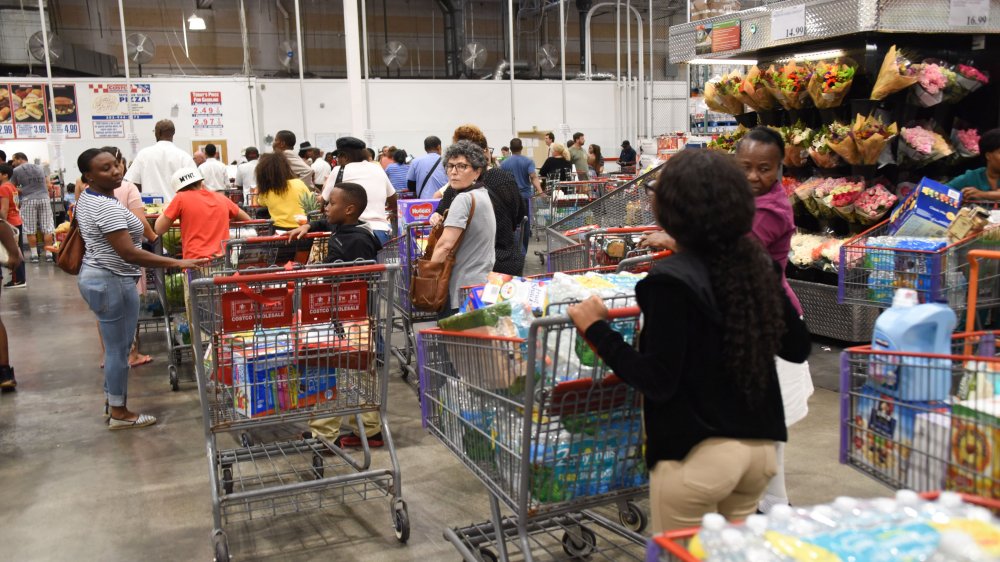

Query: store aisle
<box><xmin>0</xmin><ymin>261</ymin><xmax>887</xmax><ymax>561</ymax></box>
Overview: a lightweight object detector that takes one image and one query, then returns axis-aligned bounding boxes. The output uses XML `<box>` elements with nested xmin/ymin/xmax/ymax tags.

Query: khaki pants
<box><xmin>649</xmin><ymin>437</ymin><xmax>778</xmax><ymax>533</ymax></box>
<box><xmin>309</xmin><ymin>411</ymin><xmax>382</xmax><ymax>441</ymax></box>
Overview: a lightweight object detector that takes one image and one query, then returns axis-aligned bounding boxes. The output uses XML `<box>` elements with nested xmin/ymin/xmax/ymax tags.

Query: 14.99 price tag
<box><xmin>772</xmin><ymin>4</ymin><xmax>806</xmax><ymax>41</ymax></box>
<box><xmin>949</xmin><ymin>0</ymin><xmax>990</xmax><ymax>26</ymax></box>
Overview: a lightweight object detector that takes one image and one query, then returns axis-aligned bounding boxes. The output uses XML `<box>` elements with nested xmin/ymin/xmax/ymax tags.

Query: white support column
<box><xmin>508</xmin><ymin>0</ymin><xmax>516</xmax><ymax>136</ymax></box>
<box><xmin>116</xmin><ymin>0</ymin><xmax>137</xmax><ymax>158</ymax></box>
<box><xmin>293</xmin><ymin>0</ymin><xmax>308</xmax><ymax>140</ymax></box>
<box><xmin>343</xmin><ymin>0</ymin><xmax>366</xmax><ymax>137</ymax></box>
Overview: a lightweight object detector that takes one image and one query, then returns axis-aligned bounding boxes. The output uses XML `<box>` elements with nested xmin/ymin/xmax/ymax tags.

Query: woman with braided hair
<box><xmin>568</xmin><ymin>149</ymin><xmax>810</xmax><ymax>532</ymax></box>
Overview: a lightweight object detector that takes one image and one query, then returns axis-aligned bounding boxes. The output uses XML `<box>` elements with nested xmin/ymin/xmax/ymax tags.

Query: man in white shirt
<box><xmin>234</xmin><ymin>146</ymin><xmax>259</xmax><ymax>204</ymax></box>
<box><xmin>272</xmin><ymin>130</ymin><xmax>314</xmax><ymax>185</ymax></box>
<box><xmin>198</xmin><ymin>143</ymin><xmax>228</xmax><ymax>191</ymax></box>
<box><xmin>123</xmin><ymin>119</ymin><xmax>197</xmax><ymax>201</ymax></box>
<box><xmin>321</xmin><ymin>136</ymin><xmax>397</xmax><ymax>244</ymax></box>
<box><xmin>309</xmin><ymin>147</ymin><xmax>331</xmax><ymax>190</ymax></box>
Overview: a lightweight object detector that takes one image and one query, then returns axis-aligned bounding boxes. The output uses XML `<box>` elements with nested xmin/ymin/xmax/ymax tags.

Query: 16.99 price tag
<box><xmin>949</xmin><ymin>0</ymin><xmax>990</xmax><ymax>26</ymax></box>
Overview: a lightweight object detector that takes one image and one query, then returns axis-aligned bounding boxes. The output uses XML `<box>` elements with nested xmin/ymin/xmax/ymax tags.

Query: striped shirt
<box><xmin>385</xmin><ymin>162</ymin><xmax>409</xmax><ymax>192</ymax></box>
<box><xmin>76</xmin><ymin>189</ymin><xmax>144</xmax><ymax>277</ymax></box>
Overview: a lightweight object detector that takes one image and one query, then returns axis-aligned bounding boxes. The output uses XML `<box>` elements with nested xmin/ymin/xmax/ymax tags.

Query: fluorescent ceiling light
<box><xmin>188</xmin><ymin>14</ymin><xmax>206</xmax><ymax>31</ymax></box>
<box><xmin>791</xmin><ymin>49</ymin><xmax>846</xmax><ymax>61</ymax></box>
<box><xmin>689</xmin><ymin>58</ymin><xmax>758</xmax><ymax>66</ymax></box>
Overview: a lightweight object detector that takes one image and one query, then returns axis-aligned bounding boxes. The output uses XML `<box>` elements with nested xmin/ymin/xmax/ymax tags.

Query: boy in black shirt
<box><xmin>288</xmin><ymin>182</ymin><xmax>384</xmax><ymax>447</ymax></box>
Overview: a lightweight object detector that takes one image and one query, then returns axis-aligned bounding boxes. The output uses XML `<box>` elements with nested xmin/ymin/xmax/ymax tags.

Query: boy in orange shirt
<box><xmin>153</xmin><ymin>168</ymin><xmax>251</xmax><ymax>259</ymax></box>
<box><xmin>0</xmin><ymin>164</ymin><xmax>26</xmax><ymax>288</ymax></box>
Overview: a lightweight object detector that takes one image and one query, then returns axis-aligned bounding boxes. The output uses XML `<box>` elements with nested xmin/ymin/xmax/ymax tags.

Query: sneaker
<box><xmin>0</xmin><ymin>365</ymin><xmax>16</xmax><ymax>392</ymax></box>
<box><xmin>339</xmin><ymin>432</ymin><xmax>384</xmax><ymax>448</ymax></box>
<box><xmin>3</xmin><ymin>281</ymin><xmax>25</xmax><ymax>289</ymax></box>
<box><xmin>45</xmin><ymin>254</ymin><xmax>53</xmax><ymax>263</ymax></box>
<box><xmin>29</xmin><ymin>255</ymin><xmax>38</xmax><ymax>264</ymax></box>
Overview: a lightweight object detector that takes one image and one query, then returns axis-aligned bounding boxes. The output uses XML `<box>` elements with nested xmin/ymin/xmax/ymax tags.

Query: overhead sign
<box><xmin>89</xmin><ymin>82</ymin><xmax>153</xmax><ymax>138</ymax></box>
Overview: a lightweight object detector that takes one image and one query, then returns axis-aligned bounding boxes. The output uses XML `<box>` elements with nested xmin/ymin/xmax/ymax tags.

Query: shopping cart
<box><xmin>838</xmin><ymin>220</ymin><xmax>1000</xmax><ymax>310</ymax></box>
<box><xmin>222</xmin><ymin>231</ymin><xmax>329</xmax><ymax>270</ymax></box>
<box><xmin>841</xmin><ymin>249</ymin><xmax>1000</xmax><ymax>494</ymax></box>
<box><xmin>189</xmin><ymin>264</ymin><xmax>408</xmax><ymax>560</ymax></box>
<box><xmin>645</xmin><ymin>492</ymin><xmax>1000</xmax><ymax>561</ymax></box>
<box><xmin>420</xmin><ymin>304</ymin><xmax>649</xmax><ymax>561</ymax></box>
<box><xmin>376</xmin><ymin>222</ymin><xmax>437</xmax><ymax>380</ymax></box>
<box><xmin>547</xmin><ymin>227</ymin><xmax>662</xmax><ymax>273</ymax></box>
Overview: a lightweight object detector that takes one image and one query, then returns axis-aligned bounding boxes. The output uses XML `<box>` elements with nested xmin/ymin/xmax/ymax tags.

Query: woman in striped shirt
<box><xmin>75</xmin><ymin>148</ymin><xmax>205</xmax><ymax>430</ymax></box>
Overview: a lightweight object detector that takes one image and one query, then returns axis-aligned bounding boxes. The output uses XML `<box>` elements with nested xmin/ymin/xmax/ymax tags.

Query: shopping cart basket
<box><xmin>420</xmin><ymin>305</ymin><xmax>649</xmax><ymax>561</ymax></box>
<box><xmin>222</xmin><ymin>232</ymin><xmax>328</xmax><ymax>270</ymax></box>
<box><xmin>546</xmin><ymin>227</ymin><xmax>661</xmax><ymax>273</ymax></box>
<box><xmin>189</xmin><ymin>264</ymin><xmax>408</xmax><ymax>560</ymax></box>
<box><xmin>841</xmin><ymin>250</ymin><xmax>1000</xmax><ymax>494</ymax></box>
<box><xmin>547</xmin><ymin>166</ymin><xmax>661</xmax><ymax>234</ymax></box>
<box><xmin>838</xmin><ymin>221</ymin><xmax>1000</xmax><ymax>310</ymax></box>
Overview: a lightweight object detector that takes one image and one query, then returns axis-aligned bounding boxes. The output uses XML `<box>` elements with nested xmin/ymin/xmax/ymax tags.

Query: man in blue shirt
<box><xmin>406</xmin><ymin>136</ymin><xmax>449</xmax><ymax>199</ymax></box>
<box><xmin>500</xmin><ymin>138</ymin><xmax>541</xmax><ymax>200</ymax></box>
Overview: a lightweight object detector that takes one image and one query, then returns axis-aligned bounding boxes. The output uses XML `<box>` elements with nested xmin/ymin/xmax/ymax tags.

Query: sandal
<box><xmin>129</xmin><ymin>355</ymin><xmax>154</xmax><ymax>367</ymax></box>
<box><xmin>108</xmin><ymin>413</ymin><xmax>157</xmax><ymax>430</ymax></box>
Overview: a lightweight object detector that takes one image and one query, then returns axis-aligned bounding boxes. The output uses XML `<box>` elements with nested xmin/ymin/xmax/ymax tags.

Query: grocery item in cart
<box><xmin>888</xmin><ymin>178</ymin><xmax>963</xmax><ymax>238</ymax></box>
<box><xmin>947</xmin><ymin>397</ymin><xmax>1000</xmax><ymax>499</ymax></box>
<box><xmin>870</xmin><ymin>288</ymin><xmax>956</xmax><ymax>401</ymax></box>
<box><xmin>851</xmin><ymin>386</ymin><xmax>948</xmax><ymax>478</ymax></box>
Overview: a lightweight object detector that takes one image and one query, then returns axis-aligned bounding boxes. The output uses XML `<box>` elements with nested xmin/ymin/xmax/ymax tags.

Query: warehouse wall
<box><xmin>0</xmin><ymin>75</ymin><xmax>686</xmax><ymax>183</ymax></box>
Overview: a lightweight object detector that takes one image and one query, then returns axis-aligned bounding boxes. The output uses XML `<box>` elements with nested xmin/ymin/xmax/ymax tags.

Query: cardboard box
<box><xmin>888</xmin><ymin>177</ymin><xmax>963</xmax><ymax>238</ymax></box>
<box><xmin>947</xmin><ymin>397</ymin><xmax>1000</xmax><ymax>498</ymax></box>
<box><xmin>397</xmin><ymin>199</ymin><xmax>438</xmax><ymax>235</ymax></box>
<box><xmin>851</xmin><ymin>386</ymin><xmax>948</xmax><ymax>477</ymax></box>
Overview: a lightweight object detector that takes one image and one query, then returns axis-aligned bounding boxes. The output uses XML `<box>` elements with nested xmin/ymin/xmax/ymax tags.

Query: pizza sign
<box><xmin>301</xmin><ymin>281</ymin><xmax>367</xmax><ymax>324</ymax></box>
<box><xmin>221</xmin><ymin>288</ymin><xmax>294</xmax><ymax>331</ymax></box>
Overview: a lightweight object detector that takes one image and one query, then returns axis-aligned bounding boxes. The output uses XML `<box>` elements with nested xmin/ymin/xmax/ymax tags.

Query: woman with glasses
<box><xmin>425</xmin><ymin>140</ymin><xmax>496</xmax><ymax>316</ymax></box>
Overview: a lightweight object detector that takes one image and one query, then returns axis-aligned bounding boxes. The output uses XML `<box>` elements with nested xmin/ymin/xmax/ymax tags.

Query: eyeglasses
<box><xmin>445</xmin><ymin>163</ymin><xmax>472</xmax><ymax>172</ymax></box>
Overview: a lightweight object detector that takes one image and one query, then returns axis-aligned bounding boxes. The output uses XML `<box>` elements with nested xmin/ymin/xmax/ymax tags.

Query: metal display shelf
<box><xmin>669</xmin><ymin>0</ymin><xmax>1000</xmax><ymax>63</ymax></box>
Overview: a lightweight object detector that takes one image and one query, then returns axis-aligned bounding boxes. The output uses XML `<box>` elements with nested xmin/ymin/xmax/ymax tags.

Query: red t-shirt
<box><xmin>0</xmin><ymin>181</ymin><xmax>23</xmax><ymax>227</ymax></box>
<box><xmin>163</xmin><ymin>188</ymin><xmax>241</xmax><ymax>259</ymax></box>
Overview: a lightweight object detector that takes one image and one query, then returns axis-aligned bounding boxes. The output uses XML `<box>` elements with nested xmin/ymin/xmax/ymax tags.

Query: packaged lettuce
<box><xmin>437</xmin><ymin>302</ymin><xmax>513</xmax><ymax>332</ymax></box>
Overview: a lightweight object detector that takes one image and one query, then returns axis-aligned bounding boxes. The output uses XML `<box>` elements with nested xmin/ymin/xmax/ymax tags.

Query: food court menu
<box><xmin>0</xmin><ymin>83</ymin><xmax>81</xmax><ymax>139</ymax></box>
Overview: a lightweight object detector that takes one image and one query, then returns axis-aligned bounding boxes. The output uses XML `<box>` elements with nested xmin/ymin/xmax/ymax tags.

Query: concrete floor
<box><xmin>0</xmin><ymin>249</ymin><xmax>890</xmax><ymax>561</ymax></box>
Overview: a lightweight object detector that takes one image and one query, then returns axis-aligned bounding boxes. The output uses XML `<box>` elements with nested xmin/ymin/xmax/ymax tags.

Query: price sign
<box><xmin>949</xmin><ymin>0</ymin><xmax>990</xmax><ymax>26</ymax></box>
<box><xmin>772</xmin><ymin>4</ymin><xmax>806</xmax><ymax>41</ymax></box>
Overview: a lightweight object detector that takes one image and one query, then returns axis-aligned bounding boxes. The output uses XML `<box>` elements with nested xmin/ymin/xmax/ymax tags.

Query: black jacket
<box><xmin>585</xmin><ymin>251</ymin><xmax>811</xmax><ymax>468</ymax></box>
<box><xmin>307</xmin><ymin>219</ymin><xmax>382</xmax><ymax>263</ymax></box>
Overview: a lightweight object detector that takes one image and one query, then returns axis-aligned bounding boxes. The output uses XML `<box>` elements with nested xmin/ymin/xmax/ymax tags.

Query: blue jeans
<box><xmin>78</xmin><ymin>264</ymin><xmax>139</xmax><ymax>407</ymax></box>
<box><xmin>374</xmin><ymin>229</ymin><xmax>391</xmax><ymax>245</ymax></box>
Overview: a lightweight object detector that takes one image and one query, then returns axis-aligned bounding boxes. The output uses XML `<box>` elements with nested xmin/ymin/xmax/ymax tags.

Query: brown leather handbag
<box><xmin>411</xmin><ymin>194</ymin><xmax>476</xmax><ymax>312</ymax></box>
<box><xmin>55</xmin><ymin>217</ymin><xmax>85</xmax><ymax>275</ymax></box>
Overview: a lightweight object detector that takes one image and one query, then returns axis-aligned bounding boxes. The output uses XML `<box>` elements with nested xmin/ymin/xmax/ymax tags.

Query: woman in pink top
<box><xmin>735</xmin><ymin>127</ymin><xmax>813</xmax><ymax>515</ymax></box>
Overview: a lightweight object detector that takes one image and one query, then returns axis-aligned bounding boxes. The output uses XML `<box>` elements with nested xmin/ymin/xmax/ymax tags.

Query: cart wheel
<box><xmin>222</xmin><ymin>468</ymin><xmax>233</xmax><ymax>495</ymax></box>
<box><xmin>212</xmin><ymin>531</ymin><xmax>230</xmax><ymax>562</ymax></box>
<box><xmin>240</xmin><ymin>432</ymin><xmax>253</xmax><ymax>448</ymax></box>
<box><xmin>311</xmin><ymin>453</ymin><xmax>324</xmax><ymax>479</ymax></box>
<box><xmin>169</xmin><ymin>365</ymin><xmax>179</xmax><ymax>392</ymax></box>
<box><xmin>476</xmin><ymin>548</ymin><xmax>498</xmax><ymax>562</ymax></box>
<box><xmin>618</xmin><ymin>501</ymin><xmax>647</xmax><ymax>533</ymax></box>
<box><xmin>561</xmin><ymin>527</ymin><xmax>597</xmax><ymax>559</ymax></box>
<box><xmin>392</xmin><ymin>505</ymin><xmax>410</xmax><ymax>543</ymax></box>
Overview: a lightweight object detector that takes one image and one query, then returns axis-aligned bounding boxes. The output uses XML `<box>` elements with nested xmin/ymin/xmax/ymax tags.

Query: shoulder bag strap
<box><xmin>334</xmin><ymin>165</ymin><xmax>345</xmax><ymax>186</ymax></box>
<box><xmin>448</xmin><ymin>190</ymin><xmax>477</xmax><ymax>258</ymax></box>
<box><xmin>419</xmin><ymin>157</ymin><xmax>442</xmax><ymax>195</ymax></box>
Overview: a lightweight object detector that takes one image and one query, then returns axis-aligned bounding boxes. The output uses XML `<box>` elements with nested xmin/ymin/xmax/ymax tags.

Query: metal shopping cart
<box><xmin>841</xmin><ymin>250</ymin><xmax>1000</xmax><ymax>494</ymax></box>
<box><xmin>419</xmin><ymin>304</ymin><xmax>649</xmax><ymax>561</ymax></box>
<box><xmin>547</xmin><ymin>227</ymin><xmax>662</xmax><ymax>273</ymax></box>
<box><xmin>376</xmin><ymin>222</ymin><xmax>437</xmax><ymax>380</ymax></box>
<box><xmin>189</xmin><ymin>264</ymin><xmax>408</xmax><ymax>560</ymax></box>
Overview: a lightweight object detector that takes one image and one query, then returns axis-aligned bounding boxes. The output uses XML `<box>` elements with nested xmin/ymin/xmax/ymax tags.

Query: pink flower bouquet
<box><xmin>956</xmin><ymin>64</ymin><xmax>989</xmax><ymax>93</ymax></box>
<box><xmin>899</xmin><ymin>126</ymin><xmax>953</xmax><ymax>166</ymax></box>
<box><xmin>909</xmin><ymin>62</ymin><xmax>947</xmax><ymax>107</ymax></box>
<box><xmin>855</xmin><ymin>184</ymin><xmax>898</xmax><ymax>225</ymax></box>
<box><xmin>952</xmin><ymin>128</ymin><xmax>981</xmax><ymax>158</ymax></box>
<box><xmin>827</xmin><ymin>181</ymin><xmax>864</xmax><ymax>222</ymax></box>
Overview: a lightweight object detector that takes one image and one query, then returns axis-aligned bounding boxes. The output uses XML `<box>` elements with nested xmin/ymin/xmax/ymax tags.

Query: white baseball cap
<box><xmin>171</xmin><ymin>167</ymin><xmax>204</xmax><ymax>192</ymax></box>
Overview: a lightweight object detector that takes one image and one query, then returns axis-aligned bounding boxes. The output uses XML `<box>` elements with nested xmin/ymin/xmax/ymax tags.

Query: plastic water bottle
<box><xmin>699</xmin><ymin>514</ymin><xmax>742</xmax><ymax>561</ymax></box>
<box><xmin>744</xmin><ymin>515</ymin><xmax>792</xmax><ymax>561</ymax></box>
<box><xmin>928</xmin><ymin>531</ymin><xmax>991</xmax><ymax>561</ymax></box>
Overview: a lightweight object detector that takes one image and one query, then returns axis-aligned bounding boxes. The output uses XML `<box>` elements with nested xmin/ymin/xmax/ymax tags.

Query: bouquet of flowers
<box><xmin>794</xmin><ymin>177</ymin><xmax>825</xmax><ymax>217</ymax></box>
<box><xmin>908</xmin><ymin>61</ymin><xmax>949</xmax><ymax>107</ymax></box>
<box><xmin>808</xmin><ymin>127</ymin><xmax>843</xmax><ymax>168</ymax></box>
<box><xmin>956</xmin><ymin>63</ymin><xmax>989</xmax><ymax>93</ymax></box>
<box><xmin>737</xmin><ymin>66</ymin><xmax>777</xmax><ymax>111</ymax></box>
<box><xmin>898</xmin><ymin>126</ymin><xmax>953</xmax><ymax>166</ymax></box>
<box><xmin>854</xmin><ymin>184</ymin><xmax>898</xmax><ymax>225</ymax></box>
<box><xmin>827</xmin><ymin>181</ymin><xmax>865</xmax><ymax>222</ymax></box>
<box><xmin>779</xmin><ymin>121</ymin><xmax>814</xmax><ymax>167</ymax></box>
<box><xmin>870</xmin><ymin>45</ymin><xmax>919</xmax><ymax>100</ymax></box>
<box><xmin>704</xmin><ymin>72</ymin><xmax>746</xmax><ymax>115</ymax></box>
<box><xmin>952</xmin><ymin>128</ymin><xmax>981</xmax><ymax>158</ymax></box>
<box><xmin>851</xmin><ymin>114</ymin><xmax>898</xmax><ymax>165</ymax></box>
<box><xmin>808</xmin><ymin>59</ymin><xmax>856</xmax><ymax>108</ymax></box>
<box><xmin>827</xmin><ymin>121</ymin><xmax>860</xmax><ymax>165</ymax></box>
<box><xmin>763</xmin><ymin>60</ymin><xmax>812</xmax><ymax>110</ymax></box>
<box><xmin>812</xmin><ymin>178</ymin><xmax>838</xmax><ymax>219</ymax></box>
<box><xmin>707</xmin><ymin>126</ymin><xmax>747</xmax><ymax>152</ymax></box>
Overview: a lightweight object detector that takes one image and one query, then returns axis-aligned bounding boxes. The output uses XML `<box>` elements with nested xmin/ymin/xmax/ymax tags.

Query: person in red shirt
<box><xmin>0</xmin><ymin>164</ymin><xmax>26</xmax><ymax>287</ymax></box>
<box><xmin>153</xmin><ymin>168</ymin><xmax>251</xmax><ymax>259</ymax></box>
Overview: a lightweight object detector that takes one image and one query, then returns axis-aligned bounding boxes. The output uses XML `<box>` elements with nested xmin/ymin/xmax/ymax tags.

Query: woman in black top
<box><xmin>432</xmin><ymin>125</ymin><xmax>527</xmax><ymax>276</ymax></box>
<box><xmin>568</xmin><ymin>149</ymin><xmax>810</xmax><ymax>532</ymax></box>
<box><xmin>538</xmin><ymin>142</ymin><xmax>575</xmax><ymax>185</ymax></box>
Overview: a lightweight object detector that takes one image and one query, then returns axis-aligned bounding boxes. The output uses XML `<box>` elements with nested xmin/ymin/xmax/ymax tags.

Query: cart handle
<box><xmin>243</xmin><ymin>231</ymin><xmax>330</xmax><ymax>243</ymax></box>
<box><xmin>586</xmin><ymin>226</ymin><xmax>661</xmax><ymax>235</ymax></box>
<box><xmin>211</xmin><ymin>263</ymin><xmax>387</xmax><ymax>285</ymax></box>
<box><xmin>230</xmin><ymin>219</ymin><xmax>273</xmax><ymax>226</ymax></box>
<box><xmin>966</xmin><ymin>250</ymin><xmax>1000</xmax><ymax>333</ymax></box>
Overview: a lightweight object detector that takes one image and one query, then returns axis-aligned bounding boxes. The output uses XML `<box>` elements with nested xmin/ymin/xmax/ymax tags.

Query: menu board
<box><xmin>9</xmin><ymin>83</ymin><xmax>48</xmax><ymax>139</ymax></box>
<box><xmin>0</xmin><ymin>85</ymin><xmax>12</xmax><ymax>140</ymax></box>
<box><xmin>89</xmin><ymin>82</ymin><xmax>153</xmax><ymax>139</ymax></box>
<box><xmin>47</xmin><ymin>84</ymin><xmax>80</xmax><ymax>138</ymax></box>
